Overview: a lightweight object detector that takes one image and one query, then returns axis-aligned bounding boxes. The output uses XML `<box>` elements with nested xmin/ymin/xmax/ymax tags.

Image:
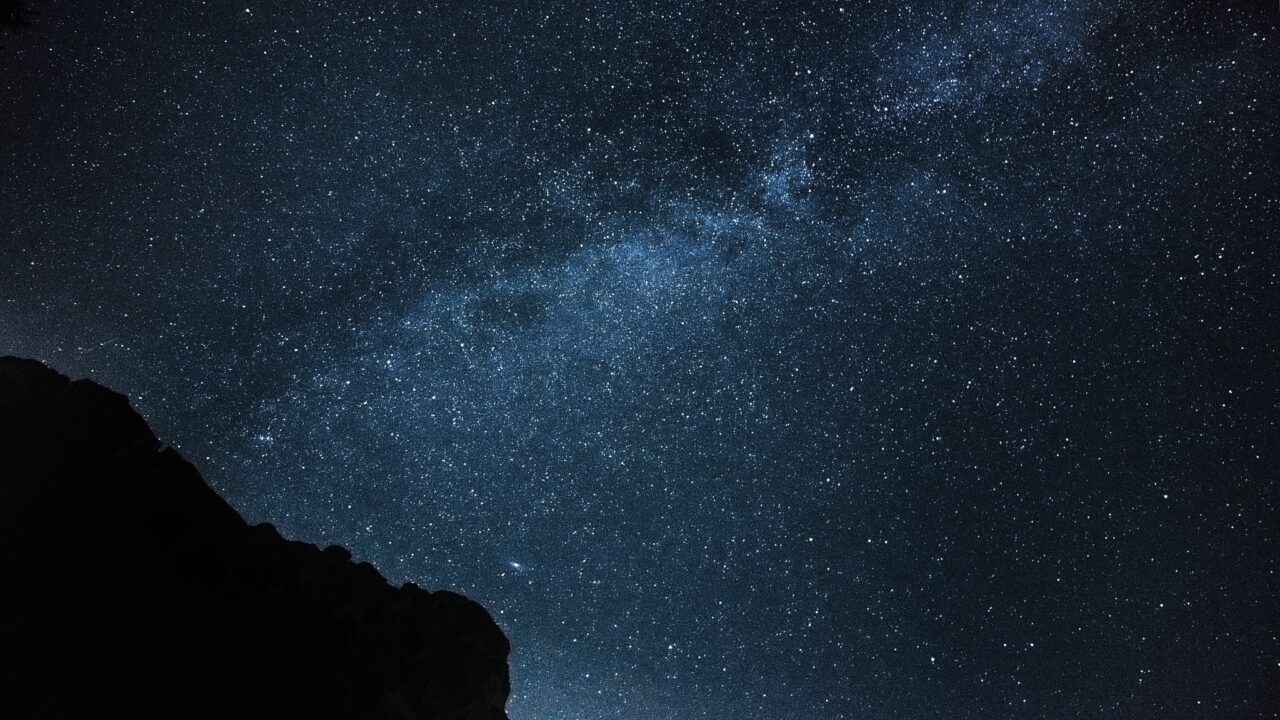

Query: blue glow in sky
<box><xmin>2</xmin><ymin>2</ymin><xmax>1277</xmax><ymax>718</ymax></box>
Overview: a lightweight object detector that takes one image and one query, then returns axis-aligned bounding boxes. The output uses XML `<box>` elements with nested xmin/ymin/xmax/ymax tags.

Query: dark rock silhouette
<box><xmin>0</xmin><ymin>357</ymin><xmax>510</xmax><ymax>720</ymax></box>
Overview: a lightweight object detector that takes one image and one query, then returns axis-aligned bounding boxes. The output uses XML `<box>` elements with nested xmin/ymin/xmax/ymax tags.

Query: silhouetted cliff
<box><xmin>0</xmin><ymin>357</ymin><xmax>510</xmax><ymax>720</ymax></box>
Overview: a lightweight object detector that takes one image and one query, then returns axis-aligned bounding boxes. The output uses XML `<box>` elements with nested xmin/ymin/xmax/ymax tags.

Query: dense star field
<box><xmin>2</xmin><ymin>1</ymin><xmax>1277</xmax><ymax>718</ymax></box>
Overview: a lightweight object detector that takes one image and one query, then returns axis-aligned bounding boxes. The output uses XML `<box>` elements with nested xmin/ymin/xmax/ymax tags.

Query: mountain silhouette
<box><xmin>0</xmin><ymin>356</ymin><xmax>510</xmax><ymax>719</ymax></box>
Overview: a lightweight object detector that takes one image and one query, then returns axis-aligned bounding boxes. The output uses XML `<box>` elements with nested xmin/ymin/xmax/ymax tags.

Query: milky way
<box><xmin>3</xmin><ymin>2</ymin><xmax>1277</xmax><ymax>718</ymax></box>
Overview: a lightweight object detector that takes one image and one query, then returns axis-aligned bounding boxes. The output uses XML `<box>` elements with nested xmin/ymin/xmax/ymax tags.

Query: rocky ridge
<box><xmin>0</xmin><ymin>356</ymin><xmax>510</xmax><ymax>720</ymax></box>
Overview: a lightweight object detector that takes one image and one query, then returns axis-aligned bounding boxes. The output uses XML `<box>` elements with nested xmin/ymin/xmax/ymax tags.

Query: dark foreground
<box><xmin>0</xmin><ymin>356</ymin><xmax>510</xmax><ymax>720</ymax></box>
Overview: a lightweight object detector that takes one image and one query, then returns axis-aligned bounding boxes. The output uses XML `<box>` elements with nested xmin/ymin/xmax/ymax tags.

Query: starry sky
<box><xmin>3</xmin><ymin>1</ymin><xmax>1278</xmax><ymax>717</ymax></box>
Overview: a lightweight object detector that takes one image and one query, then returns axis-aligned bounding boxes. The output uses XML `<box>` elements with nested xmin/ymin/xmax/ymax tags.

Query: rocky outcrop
<box><xmin>0</xmin><ymin>356</ymin><xmax>510</xmax><ymax>719</ymax></box>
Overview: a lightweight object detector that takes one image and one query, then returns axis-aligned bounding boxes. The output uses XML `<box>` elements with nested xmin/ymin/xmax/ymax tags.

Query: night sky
<box><xmin>3</xmin><ymin>1</ymin><xmax>1278</xmax><ymax>718</ymax></box>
